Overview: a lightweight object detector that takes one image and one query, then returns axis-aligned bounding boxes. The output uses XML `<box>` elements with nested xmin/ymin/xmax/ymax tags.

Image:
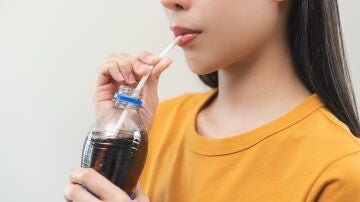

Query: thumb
<box><xmin>140</xmin><ymin>58</ymin><xmax>172</xmax><ymax>97</ymax></box>
<box><xmin>135</xmin><ymin>51</ymin><xmax>173</xmax><ymax>83</ymax></box>
<box><xmin>149</xmin><ymin>57</ymin><xmax>173</xmax><ymax>82</ymax></box>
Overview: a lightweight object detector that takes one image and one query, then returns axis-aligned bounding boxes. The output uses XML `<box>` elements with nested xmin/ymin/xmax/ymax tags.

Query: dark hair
<box><xmin>198</xmin><ymin>0</ymin><xmax>360</xmax><ymax>137</ymax></box>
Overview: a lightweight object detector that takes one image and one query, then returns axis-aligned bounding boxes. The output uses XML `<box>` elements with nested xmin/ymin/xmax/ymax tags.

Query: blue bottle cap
<box><xmin>114</xmin><ymin>92</ymin><xmax>142</xmax><ymax>106</ymax></box>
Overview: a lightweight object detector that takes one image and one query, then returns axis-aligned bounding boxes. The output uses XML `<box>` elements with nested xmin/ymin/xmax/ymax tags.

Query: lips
<box><xmin>172</xmin><ymin>26</ymin><xmax>202</xmax><ymax>37</ymax></box>
<box><xmin>171</xmin><ymin>26</ymin><xmax>202</xmax><ymax>46</ymax></box>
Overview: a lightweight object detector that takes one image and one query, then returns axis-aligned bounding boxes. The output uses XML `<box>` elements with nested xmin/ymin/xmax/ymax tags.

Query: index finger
<box><xmin>136</xmin><ymin>51</ymin><xmax>160</xmax><ymax>66</ymax></box>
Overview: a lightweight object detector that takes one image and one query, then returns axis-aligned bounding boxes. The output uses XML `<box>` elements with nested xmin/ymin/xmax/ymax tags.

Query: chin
<box><xmin>184</xmin><ymin>55</ymin><xmax>219</xmax><ymax>75</ymax></box>
<box><xmin>187</xmin><ymin>62</ymin><xmax>218</xmax><ymax>75</ymax></box>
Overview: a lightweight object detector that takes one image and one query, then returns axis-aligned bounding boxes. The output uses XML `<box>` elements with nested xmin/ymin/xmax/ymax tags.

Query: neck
<box><xmin>208</xmin><ymin>33</ymin><xmax>311</xmax><ymax>132</ymax></box>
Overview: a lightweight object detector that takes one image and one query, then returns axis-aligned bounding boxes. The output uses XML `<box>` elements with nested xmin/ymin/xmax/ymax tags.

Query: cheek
<box><xmin>182</xmin><ymin>0</ymin><xmax>279</xmax><ymax>74</ymax></box>
<box><xmin>218</xmin><ymin>3</ymin><xmax>279</xmax><ymax>62</ymax></box>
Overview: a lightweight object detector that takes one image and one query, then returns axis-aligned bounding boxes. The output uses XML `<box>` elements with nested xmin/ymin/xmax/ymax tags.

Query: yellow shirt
<box><xmin>139</xmin><ymin>90</ymin><xmax>360</xmax><ymax>202</ymax></box>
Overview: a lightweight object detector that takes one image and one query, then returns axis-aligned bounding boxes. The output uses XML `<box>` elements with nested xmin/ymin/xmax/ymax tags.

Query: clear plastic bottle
<box><xmin>81</xmin><ymin>85</ymin><xmax>148</xmax><ymax>198</ymax></box>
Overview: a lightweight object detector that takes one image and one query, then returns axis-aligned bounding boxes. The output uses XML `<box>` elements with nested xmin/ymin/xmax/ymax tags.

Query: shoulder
<box><xmin>298</xmin><ymin>106</ymin><xmax>360</xmax><ymax>201</ymax></box>
<box><xmin>318</xmin><ymin>107</ymin><xmax>360</xmax><ymax>146</ymax></box>
<box><xmin>317</xmin><ymin>107</ymin><xmax>354</xmax><ymax>135</ymax></box>
<box><xmin>299</xmin><ymin>106</ymin><xmax>360</xmax><ymax>154</ymax></box>
<box><xmin>306</xmin><ymin>151</ymin><xmax>360</xmax><ymax>201</ymax></box>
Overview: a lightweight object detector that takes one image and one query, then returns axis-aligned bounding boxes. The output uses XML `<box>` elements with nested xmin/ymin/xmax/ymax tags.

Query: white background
<box><xmin>0</xmin><ymin>1</ymin><xmax>359</xmax><ymax>201</ymax></box>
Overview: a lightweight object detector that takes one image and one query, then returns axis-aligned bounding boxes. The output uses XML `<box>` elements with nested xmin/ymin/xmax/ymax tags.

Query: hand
<box><xmin>64</xmin><ymin>167</ymin><xmax>149</xmax><ymax>202</ymax></box>
<box><xmin>94</xmin><ymin>51</ymin><xmax>172</xmax><ymax>131</ymax></box>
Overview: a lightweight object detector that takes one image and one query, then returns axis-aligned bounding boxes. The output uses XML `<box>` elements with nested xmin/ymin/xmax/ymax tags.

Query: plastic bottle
<box><xmin>81</xmin><ymin>84</ymin><xmax>148</xmax><ymax>198</ymax></box>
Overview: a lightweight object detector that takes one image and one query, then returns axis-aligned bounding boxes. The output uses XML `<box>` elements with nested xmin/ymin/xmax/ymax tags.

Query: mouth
<box><xmin>171</xmin><ymin>26</ymin><xmax>202</xmax><ymax>46</ymax></box>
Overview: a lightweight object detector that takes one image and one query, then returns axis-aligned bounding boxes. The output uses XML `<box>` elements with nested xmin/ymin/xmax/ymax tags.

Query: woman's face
<box><xmin>161</xmin><ymin>0</ymin><xmax>289</xmax><ymax>74</ymax></box>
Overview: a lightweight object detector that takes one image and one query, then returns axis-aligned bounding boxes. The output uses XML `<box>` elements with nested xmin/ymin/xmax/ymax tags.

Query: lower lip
<box><xmin>178</xmin><ymin>33</ymin><xmax>201</xmax><ymax>46</ymax></box>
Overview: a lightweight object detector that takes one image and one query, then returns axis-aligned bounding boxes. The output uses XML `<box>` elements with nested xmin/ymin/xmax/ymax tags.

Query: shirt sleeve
<box><xmin>306</xmin><ymin>151</ymin><xmax>360</xmax><ymax>202</ymax></box>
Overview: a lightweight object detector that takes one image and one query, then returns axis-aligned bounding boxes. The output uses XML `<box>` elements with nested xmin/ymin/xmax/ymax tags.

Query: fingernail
<box><xmin>118</xmin><ymin>74</ymin><xmax>125</xmax><ymax>81</ymax></box>
<box><xmin>144</xmin><ymin>55</ymin><xmax>156</xmax><ymax>63</ymax></box>
<box><xmin>128</xmin><ymin>73</ymin><xmax>136</xmax><ymax>83</ymax></box>
<box><xmin>137</xmin><ymin>64</ymin><xmax>149</xmax><ymax>73</ymax></box>
<box><xmin>137</xmin><ymin>64</ymin><xmax>147</xmax><ymax>70</ymax></box>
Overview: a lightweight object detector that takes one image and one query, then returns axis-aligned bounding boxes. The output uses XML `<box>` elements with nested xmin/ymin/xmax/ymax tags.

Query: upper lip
<box><xmin>171</xmin><ymin>26</ymin><xmax>202</xmax><ymax>37</ymax></box>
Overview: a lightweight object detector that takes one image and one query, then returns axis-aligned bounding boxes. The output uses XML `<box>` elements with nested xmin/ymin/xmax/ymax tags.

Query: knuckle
<box><xmin>105</xmin><ymin>53</ymin><xmax>130</xmax><ymax>64</ymax></box>
<box><xmin>71</xmin><ymin>168</ymin><xmax>93</xmax><ymax>184</ymax></box>
<box><xmin>79</xmin><ymin>168</ymin><xmax>93</xmax><ymax>181</ymax></box>
<box><xmin>108</xmin><ymin>52</ymin><xmax>127</xmax><ymax>58</ymax></box>
<box><xmin>69</xmin><ymin>167</ymin><xmax>79</xmax><ymax>177</ymax></box>
<box><xmin>105</xmin><ymin>54</ymin><xmax>116</xmax><ymax>62</ymax></box>
<box><xmin>117</xmin><ymin>52</ymin><xmax>130</xmax><ymax>57</ymax></box>
<box><xmin>108</xmin><ymin>63</ymin><xmax>117</xmax><ymax>71</ymax></box>
<box><xmin>101</xmin><ymin>62</ymin><xmax>115</xmax><ymax>73</ymax></box>
<box><xmin>100</xmin><ymin>63</ymin><xmax>108</xmax><ymax>72</ymax></box>
<box><xmin>115</xmin><ymin>60</ymin><xmax>131</xmax><ymax>70</ymax></box>
<box><xmin>63</xmin><ymin>184</ymin><xmax>77</xmax><ymax>199</ymax></box>
<box><xmin>138</xmin><ymin>50</ymin><xmax>151</xmax><ymax>56</ymax></box>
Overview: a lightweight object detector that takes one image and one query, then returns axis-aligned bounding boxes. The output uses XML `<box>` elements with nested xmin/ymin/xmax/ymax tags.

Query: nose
<box><xmin>161</xmin><ymin>0</ymin><xmax>190</xmax><ymax>11</ymax></box>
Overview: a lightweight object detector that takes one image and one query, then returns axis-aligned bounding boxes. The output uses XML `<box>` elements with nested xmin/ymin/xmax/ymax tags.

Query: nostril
<box><xmin>175</xmin><ymin>4</ymin><xmax>184</xmax><ymax>10</ymax></box>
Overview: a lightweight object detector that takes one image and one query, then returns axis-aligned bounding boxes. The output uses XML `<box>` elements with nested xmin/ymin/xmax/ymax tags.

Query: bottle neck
<box><xmin>114</xmin><ymin>85</ymin><xmax>143</xmax><ymax>110</ymax></box>
<box><xmin>114</xmin><ymin>100</ymin><xmax>140</xmax><ymax>111</ymax></box>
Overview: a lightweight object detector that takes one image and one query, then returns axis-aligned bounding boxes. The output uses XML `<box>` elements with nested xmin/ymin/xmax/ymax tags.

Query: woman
<box><xmin>64</xmin><ymin>0</ymin><xmax>360</xmax><ymax>201</ymax></box>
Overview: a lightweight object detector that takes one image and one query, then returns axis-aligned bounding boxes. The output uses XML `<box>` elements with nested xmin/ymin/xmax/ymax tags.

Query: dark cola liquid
<box><xmin>81</xmin><ymin>130</ymin><xmax>148</xmax><ymax>196</ymax></box>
